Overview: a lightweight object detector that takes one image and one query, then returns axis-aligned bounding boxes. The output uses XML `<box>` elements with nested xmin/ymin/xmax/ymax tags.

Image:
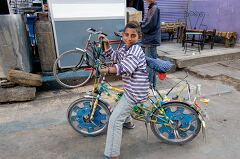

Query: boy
<box><xmin>98</xmin><ymin>21</ymin><xmax>149</xmax><ymax>159</ymax></box>
<box><xmin>141</xmin><ymin>0</ymin><xmax>161</xmax><ymax>89</ymax></box>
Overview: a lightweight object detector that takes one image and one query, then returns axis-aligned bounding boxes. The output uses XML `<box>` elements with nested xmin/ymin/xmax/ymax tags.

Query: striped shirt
<box><xmin>105</xmin><ymin>44</ymin><xmax>149</xmax><ymax>103</ymax></box>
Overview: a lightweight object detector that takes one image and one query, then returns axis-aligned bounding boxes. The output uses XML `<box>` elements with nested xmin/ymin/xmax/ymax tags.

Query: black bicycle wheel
<box><xmin>150</xmin><ymin>102</ymin><xmax>201</xmax><ymax>145</ymax></box>
<box><xmin>53</xmin><ymin>50</ymin><xmax>94</xmax><ymax>88</ymax></box>
<box><xmin>67</xmin><ymin>97</ymin><xmax>110</xmax><ymax>136</ymax></box>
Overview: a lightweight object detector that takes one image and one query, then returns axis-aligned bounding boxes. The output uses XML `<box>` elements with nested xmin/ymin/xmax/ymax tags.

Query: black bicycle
<box><xmin>53</xmin><ymin>28</ymin><xmax>123</xmax><ymax>88</ymax></box>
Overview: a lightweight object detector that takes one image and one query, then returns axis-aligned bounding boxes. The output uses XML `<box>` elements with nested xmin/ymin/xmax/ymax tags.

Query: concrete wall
<box><xmin>191</xmin><ymin>0</ymin><xmax>240</xmax><ymax>42</ymax></box>
<box><xmin>0</xmin><ymin>15</ymin><xmax>32</xmax><ymax>78</ymax></box>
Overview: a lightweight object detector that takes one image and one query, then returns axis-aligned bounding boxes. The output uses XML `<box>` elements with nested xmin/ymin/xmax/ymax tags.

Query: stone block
<box><xmin>0</xmin><ymin>86</ymin><xmax>36</xmax><ymax>103</ymax></box>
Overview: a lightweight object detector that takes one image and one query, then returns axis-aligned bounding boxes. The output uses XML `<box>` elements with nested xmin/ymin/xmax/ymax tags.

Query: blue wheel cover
<box><xmin>158</xmin><ymin>106</ymin><xmax>196</xmax><ymax>139</ymax></box>
<box><xmin>70</xmin><ymin>101</ymin><xmax>107</xmax><ymax>133</ymax></box>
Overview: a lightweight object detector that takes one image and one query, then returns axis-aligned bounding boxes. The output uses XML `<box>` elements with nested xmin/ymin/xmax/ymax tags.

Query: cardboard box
<box><xmin>126</xmin><ymin>7</ymin><xmax>142</xmax><ymax>23</ymax></box>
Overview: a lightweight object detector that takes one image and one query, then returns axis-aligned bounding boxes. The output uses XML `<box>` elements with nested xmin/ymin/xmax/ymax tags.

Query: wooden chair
<box><xmin>182</xmin><ymin>11</ymin><xmax>208</xmax><ymax>53</ymax></box>
<box><xmin>183</xmin><ymin>28</ymin><xmax>206</xmax><ymax>54</ymax></box>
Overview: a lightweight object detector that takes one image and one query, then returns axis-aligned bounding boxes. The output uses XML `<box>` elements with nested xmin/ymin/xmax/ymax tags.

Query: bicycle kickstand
<box><xmin>144</xmin><ymin>122</ymin><xmax>149</xmax><ymax>142</ymax></box>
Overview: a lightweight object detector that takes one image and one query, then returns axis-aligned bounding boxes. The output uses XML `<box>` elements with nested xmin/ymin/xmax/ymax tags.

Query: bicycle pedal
<box><xmin>131</xmin><ymin>112</ymin><xmax>145</xmax><ymax>121</ymax></box>
<box><xmin>93</xmin><ymin>88</ymin><xmax>99</xmax><ymax>94</ymax></box>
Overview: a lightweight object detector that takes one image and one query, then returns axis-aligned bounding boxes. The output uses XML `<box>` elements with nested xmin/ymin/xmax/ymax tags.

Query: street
<box><xmin>0</xmin><ymin>71</ymin><xmax>240</xmax><ymax>159</ymax></box>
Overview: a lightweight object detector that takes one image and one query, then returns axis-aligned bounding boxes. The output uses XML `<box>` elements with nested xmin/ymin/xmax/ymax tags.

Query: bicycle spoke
<box><xmin>68</xmin><ymin>98</ymin><xmax>110</xmax><ymax>136</ymax></box>
<box><xmin>53</xmin><ymin>50</ymin><xmax>93</xmax><ymax>88</ymax></box>
<box><xmin>151</xmin><ymin>102</ymin><xmax>201</xmax><ymax>144</ymax></box>
<box><xmin>173</xmin><ymin>130</ymin><xmax>181</xmax><ymax>139</ymax></box>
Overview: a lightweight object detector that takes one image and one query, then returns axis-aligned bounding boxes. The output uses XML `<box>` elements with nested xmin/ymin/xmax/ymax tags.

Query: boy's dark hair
<box><xmin>124</xmin><ymin>21</ymin><xmax>141</xmax><ymax>35</ymax></box>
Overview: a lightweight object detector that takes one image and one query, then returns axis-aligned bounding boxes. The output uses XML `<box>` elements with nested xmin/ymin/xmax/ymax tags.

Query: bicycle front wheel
<box><xmin>67</xmin><ymin>97</ymin><xmax>110</xmax><ymax>136</ymax></box>
<box><xmin>150</xmin><ymin>102</ymin><xmax>201</xmax><ymax>145</ymax></box>
<box><xmin>53</xmin><ymin>50</ymin><xmax>94</xmax><ymax>88</ymax></box>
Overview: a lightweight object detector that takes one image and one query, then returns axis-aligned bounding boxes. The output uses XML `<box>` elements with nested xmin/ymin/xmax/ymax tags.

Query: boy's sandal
<box><xmin>103</xmin><ymin>155</ymin><xmax>119</xmax><ymax>159</ymax></box>
<box><xmin>123</xmin><ymin>122</ymin><xmax>135</xmax><ymax>129</ymax></box>
<box><xmin>103</xmin><ymin>155</ymin><xmax>110</xmax><ymax>159</ymax></box>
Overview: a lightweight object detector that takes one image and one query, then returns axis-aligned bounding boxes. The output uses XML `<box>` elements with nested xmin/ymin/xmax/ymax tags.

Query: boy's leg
<box><xmin>104</xmin><ymin>95</ymin><xmax>133</xmax><ymax>157</ymax></box>
<box><xmin>144</xmin><ymin>46</ymin><xmax>157</xmax><ymax>89</ymax></box>
<box><xmin>124</xmin><ymin>116</ymin><xmax>132</xmax><ymax>123</ymax></box>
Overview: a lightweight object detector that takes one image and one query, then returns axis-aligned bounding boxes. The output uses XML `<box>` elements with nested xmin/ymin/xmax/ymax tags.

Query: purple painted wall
<box><xmin>191</xmin><ymin>0</ymin><xmax>240</xmax><ymax>42</ymax></box>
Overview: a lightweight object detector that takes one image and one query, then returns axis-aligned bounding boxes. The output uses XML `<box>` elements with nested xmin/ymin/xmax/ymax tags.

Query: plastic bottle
<box><xmin>201</xmin><ymin>107</ymin><xmax>209</xmax><ymax>120</ymax></box>
<box><xmin>196</xmin><ymin>84</ymin><xmax>201</xmax><ymax>96</ymax></box>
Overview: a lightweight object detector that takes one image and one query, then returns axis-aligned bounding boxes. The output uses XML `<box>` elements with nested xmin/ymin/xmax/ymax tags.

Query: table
<box><xmin>161</xmin><ymin>22</ymin><xmax>186</xmax><ymax>42</ymax></box>
<box><xmin>182</xmin><ymin>29</ymin><xmax>216</xmax><ymax>50</ymax></box>
<box><xmin>215</xmin><ymin>31</ymin><xmax>237</xmax><ymax>47</ymax></box>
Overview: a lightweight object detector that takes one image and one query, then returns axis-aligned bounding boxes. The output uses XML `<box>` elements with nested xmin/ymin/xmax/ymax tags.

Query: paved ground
<box><xmin>157</xmin><ymin>41</ymin><xmax>240</xmax><ymax>69</ymax></box>
<box><xmin>157</xmin><ymin>41</ymin><xmax>240</xmax><ymax>57</ymax></box>
<box><xmin>186</xmin><ymin>59</ymin><xmax>240</xmax><ymax>91</ymax></box>
<box><xmin>1</xmin><ymin>71</ymin><xmax>240</xmax><ymax>159</ymax></box>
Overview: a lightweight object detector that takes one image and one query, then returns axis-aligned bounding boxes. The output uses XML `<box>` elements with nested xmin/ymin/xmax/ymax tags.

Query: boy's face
<box><xmin>122</xmin><ymin>28</ymin><xmax>140</xmax><ymax>48</ymax></box>
<box><xmin>146</xmin><ymin>0</ymin><xmax>154</xmax><ymax>5</ymax></box>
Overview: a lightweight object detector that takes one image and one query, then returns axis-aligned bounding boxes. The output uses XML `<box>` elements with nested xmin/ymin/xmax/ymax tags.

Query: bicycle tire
<box><xmin>53</xmin><ymin>50</ymin><xmax>94</xmax><ymax>88</ymax></box>
<box><xmin>67</xmin><ymin>97</ymin><xmax>110</xmax><ymax>136</ymax></box>
<box><xmin>150</xmin><ymin>102</ymin><xmax>201</xmax><ymax>145</ymax></box>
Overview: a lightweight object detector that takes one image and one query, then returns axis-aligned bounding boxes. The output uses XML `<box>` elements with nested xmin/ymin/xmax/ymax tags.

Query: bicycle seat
<box><xmin>114</xmin><ymin>31</ymin><xmax>122</xmax><ymax>37</ymax></box>
<box><xmin>87</xmin><ymin>28</ymin><xmax>97</xmax><ymax>34</ymax></box>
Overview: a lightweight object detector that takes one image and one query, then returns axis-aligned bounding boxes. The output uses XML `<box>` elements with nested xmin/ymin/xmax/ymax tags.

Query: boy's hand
<box><xmin>98</xmin><ymin>34</ymin><xmax>109</xmax><ymax>43</ymax></box>
<box><xmin>92</xmin><ymin>67</ymin><xmax>108</xmax><ymax>76</ymax></box>
<box><xmin>92</xmin><ymin>69</ymin><xmax>97</xmax><ymax>77</ymax></box>
<box><xmin>98</xmin><ymin>34</ymin><xmax>110</xmax><ymax>51</ymax></box>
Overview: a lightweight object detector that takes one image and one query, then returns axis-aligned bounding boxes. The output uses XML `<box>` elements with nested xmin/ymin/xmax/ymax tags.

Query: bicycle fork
<box><xmin>90</xmin><ymin>94</ymin><xmax>100</xmax><ymax>121</ymax></box>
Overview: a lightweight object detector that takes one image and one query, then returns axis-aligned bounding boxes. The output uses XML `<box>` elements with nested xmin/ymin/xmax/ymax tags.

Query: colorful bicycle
<box><xmin>66</xmin><ymin>42</ymin><xmax>209</xmax><ymax>144</ymax></box>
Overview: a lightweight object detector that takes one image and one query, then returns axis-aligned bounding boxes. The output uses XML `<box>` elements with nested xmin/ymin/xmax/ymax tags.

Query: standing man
<box><xmin>141</xmin><ymin>0</ymin><xmax>161</xmax><ymax>89</ymax></box>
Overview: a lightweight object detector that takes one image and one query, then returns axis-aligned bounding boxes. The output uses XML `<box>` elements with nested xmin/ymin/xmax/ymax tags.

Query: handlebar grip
<box><xmin>90</xmin><ymin>28</ymin><xmax>96</xmax><ymax>32</ymax></box>
<box><xmin>101</xmin><ymin>32</ymin><xmax>108</xmax><ymax>36</ymax></box>
<box><xmin>99</xmin><ymin>38</ymin><xmax>105</xmax><ymax>52</ymax></box>
<box><xmin>96</xmin><ymin>69</ymin><xmax>100</xmax><ymax>78</ymax></box>
<box><xmin>114</xmin><ymin>32</ymin><xmax>122</xmax><ymax>37</ymax></box>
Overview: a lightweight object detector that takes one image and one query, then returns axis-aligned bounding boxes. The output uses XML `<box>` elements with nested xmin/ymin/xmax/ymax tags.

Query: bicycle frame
<box><xmin>89</xmin><ymin>76</ymin><xmax>124</xmax><ymax>120</ymax></box>
<box><xmin>88</xmin><ymin>74</ymin><xmax>171</xmax><ymax>124</ymax></box>
<box><xmin>89</xmin><ymin>76</ymin><xmax>204</xmax><ymax>138</ymax></box>
<box><xmin>76</xmin><ymin>28</ymin><xmax>123</xmax><ymax>54</ymax></box>
<box><xmin>88</xmin><ymin>71</ymin><xmax>208</xmax><ymax>130</ymax></box>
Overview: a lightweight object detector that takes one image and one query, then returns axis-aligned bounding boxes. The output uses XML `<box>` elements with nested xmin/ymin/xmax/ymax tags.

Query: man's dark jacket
<box><xmin>141</xmin><ymin>2</ymin><xmax>161</xmax><ymax>46</ymax></box>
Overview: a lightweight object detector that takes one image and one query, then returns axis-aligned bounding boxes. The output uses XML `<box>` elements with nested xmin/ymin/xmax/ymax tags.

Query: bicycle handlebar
<box><xmin>87</xmin><ymin>28</ymin><xmax>108</xmax><ymax>36</ymax></box>
<box><xmin>114</xmin><ymin>31</ymin><xmax>122</xmax><ymax>37</ymax></box>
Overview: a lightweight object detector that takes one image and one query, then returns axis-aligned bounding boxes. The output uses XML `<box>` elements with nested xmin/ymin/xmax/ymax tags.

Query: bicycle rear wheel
<box><xmin>150</xmin><ymin>102</ymin><xmax>201</xmax><ymax>145</ymax></box>
<box><xmin>67</xmin><ymin>97</ymin><xmax>110</xmax><ymax>136</ymax></box>
<box><xmin>53</xmin><ymin>50</ymin><xmax>94</xmax><ymax>88</ymax></box>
